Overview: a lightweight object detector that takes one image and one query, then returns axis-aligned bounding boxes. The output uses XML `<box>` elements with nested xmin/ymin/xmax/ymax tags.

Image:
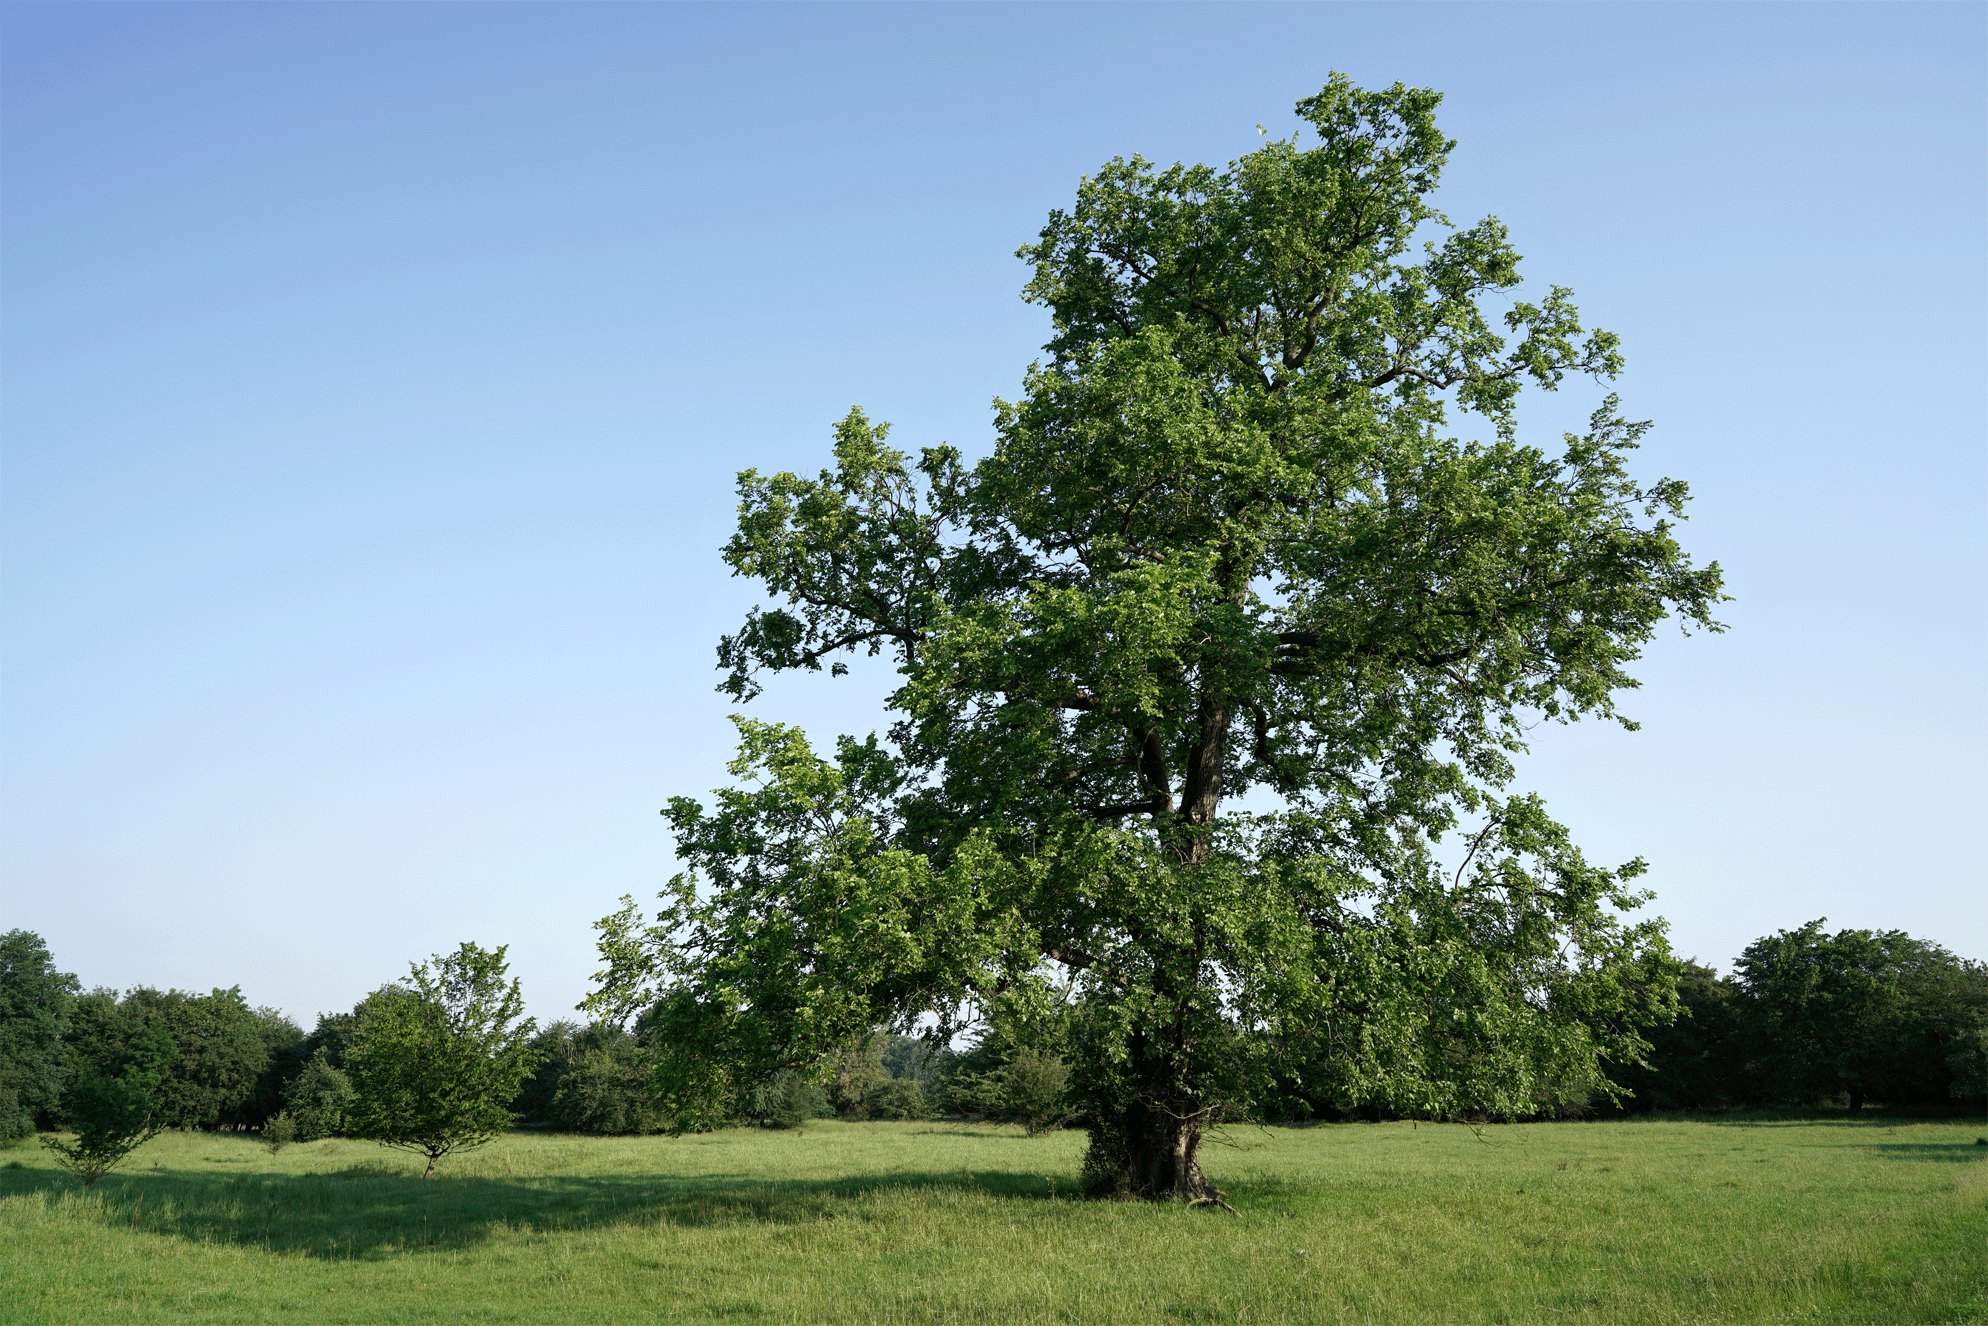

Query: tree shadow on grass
<box><xmin>0</xmin><ymin>1159</ymin><xmax>1073</xmax><ymax>1260</ymax></box>
<box><xmin>1678</xmin><ymin>1112</ymin><xmax>1978</xmax><ymax>1130</ymax></box>
<box><xmin>1862</xmin><ymin>1142</ymin><xmax>1988</xmax><ymax>1164</ymax></box>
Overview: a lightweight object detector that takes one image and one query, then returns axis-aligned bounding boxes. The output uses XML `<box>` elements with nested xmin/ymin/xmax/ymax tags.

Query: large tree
<box><xmin>1735</xmin><ymin>921</ymin><xmax>1988</xmax><ymax>1110</ymax></box>
<box><xmin>0</xmin><ymin>930</ymin><xmax>79</xmax><ymax>1140</ymax></box>
<box><xmin>589</xmin><ymin>76</ymin><xmax>1723</xmax><ymax>1202</ymax></box>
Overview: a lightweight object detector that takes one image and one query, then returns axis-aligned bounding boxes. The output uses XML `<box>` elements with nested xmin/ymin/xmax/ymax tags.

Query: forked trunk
<box><xmin>423</xmin><ymin>1154</ymin><xmax>438</xmax><ymax>1179</ymax></box>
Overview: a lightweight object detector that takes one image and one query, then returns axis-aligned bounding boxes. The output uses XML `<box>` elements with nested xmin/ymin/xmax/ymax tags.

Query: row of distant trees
<box><xmin>1259</xmin><ymin>920</ymin><xmax>1986</xmax><ymax>1121</ymax></box>
<box><xmin>1613</xmin><ymin>922</ymin><xmax>1986</xmax><ymax>1114</ymax></box>
<box><xmin>0</xmin><ymin>927</ymin><xmax>1073</xmax><ymax>1159</ymax></box>
<box><xmin>4</xmin><ymin>918</ymin><xmax>1981</xmax><ymax>1179</ymax></box>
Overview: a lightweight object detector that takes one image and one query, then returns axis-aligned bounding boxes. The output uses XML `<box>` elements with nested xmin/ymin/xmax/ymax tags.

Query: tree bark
<box><xmin>1081</xmin><ymin>1094</ymin><xmax>1229</xmax><ymax>1207</ymax></box>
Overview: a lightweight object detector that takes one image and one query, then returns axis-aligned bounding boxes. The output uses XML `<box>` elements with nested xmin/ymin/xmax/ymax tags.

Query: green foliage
<box><xmin>510</xmin><ymin>1022</ymin><xmax>664</xmax><ymax>1135</ymax></box>
<box><xmin>41</xmin><ymin>1015</ymin><xmax>177</xmax><ymax>1187</ymax></box>
<box><xmin>261</xmin><ymin>1110</ymin><xmax>297</xmax><ymax>1154</ymax></box>
<box><xmin>879</xmin><ymin>1033</ymin><xmax>947</xmax><ymax>1094</ymax></box>
<box><xmin>1594</xmin><ymin>960</ymin><xmax>1747</xmax><ymax>1112</ymax></box>
<box><xmin>232</xmin><ymin>1008</ymin><xmax>305</xmax><ymax>1129</ymax></box>
<box><xmin>66</xmin><ymin>985</ymin><xmax>277</xmax><ymax>1131</ymax></box>
<box><xmin>825</xmin><ymin>1042</ymin><xmax>889</xmax><ymax>1118</ymax></box>
<box><xmin>864</xmin><ymin>1077</ymin><xmax>928</xmax><ymax>1122</ymax></box>
<box><xmin>345</xmin><ymin>942</ymin><xmax>543</xmax><ymax>1177</ymax></box>
<box><xmin>1949</xmin><ymin>1024</ymin><xmax>1987</xmax><ymax>1104</ymax></box>
<box><xmin>952</xmin><ymin>1047</ymin><xmax>1073</xmax><ymax>1135</ymax></box>
<box><xmin>298</xmin><ymin>1011</ymin><xmax>361</xmax><ymax>1071</ymax></box>
<box><xmin>587</xmin><ymin>76</ymin><xmax>1721</xmax><ymax>1198</ymax></box>
<box><xmin>282</xmin><ymin>1049</ymin><xmax>353</xmax><ymax>1141</ymax></box>
<box><xmin>824</xmin><ymin>1041</ymin><xmax>931</xmax><ymax>1121</ymax></box>
<box><xmin>550</xmin><ymin>1041</ymin><xmax>664</xmax><ymax>1136</ymax></box>
<box><xmin>0</xmin><ymin>931</ymin><xmax>78</xmax><ymax>1141</ymax></box>
<box><xmin>511</xmin><ymin>1020</ymin><xmax>587</xmax><ymax>1126</ymax></box>
<box><xmin>747</xmin><ymin>1071</ymin><xmax>831</xmax><ymax>1129</ymax></box>
<box><xmin>1735</xmin><ymin>921</ymin><xmax>1987</xmax><ymax>1110</ymax></box>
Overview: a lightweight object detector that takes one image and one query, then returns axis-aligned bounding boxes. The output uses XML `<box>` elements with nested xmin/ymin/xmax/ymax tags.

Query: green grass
<box><xmin>1</xmin><ymin>1116</ymin><xmax>1982</xmax><ymax>1324</ymax></box>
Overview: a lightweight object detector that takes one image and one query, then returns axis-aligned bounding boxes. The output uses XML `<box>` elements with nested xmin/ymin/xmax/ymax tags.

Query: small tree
<box><xmin>262</xmin><ymin>1110</ymin><xmax>298</xmax><ymax>1154</ymax></box>
<box><xmin>345</xmin><ymin>943</ymin><xmax>542</xmax><ymax>1178</ymax></box>
<box><xmin>41</xmin><ymin>1019</ymin><xmax>177</xmax><ymax>1188</ymax></box>
<box><xmin>283</xmin><ymin>1049</ymin><xmax>354</xmax><ymax>1141</ymax></box>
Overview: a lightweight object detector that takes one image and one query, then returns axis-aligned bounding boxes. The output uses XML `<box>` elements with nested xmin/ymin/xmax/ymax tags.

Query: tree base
<box><xmin>1080</xmin><ymin>1104</ymin><xmax>1233</xmax><ymax>1210</ymax></box>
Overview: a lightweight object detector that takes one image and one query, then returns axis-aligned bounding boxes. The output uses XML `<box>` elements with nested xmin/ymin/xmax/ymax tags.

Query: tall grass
<box><xmin>2</xmin><ymin>1116</ymin><xmax>1982</xmax><ymax>1324</ymax></box>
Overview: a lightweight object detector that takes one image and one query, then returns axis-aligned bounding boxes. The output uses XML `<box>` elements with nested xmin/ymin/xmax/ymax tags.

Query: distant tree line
<box><xmin>1258</xmin><ymin>920</ymin><xmax>1986</xmax><ymax>1120</ymax></box>
<box><xmin>4</xmin><ymin>918</ymin><xmax>1979</xmax><ymax>1175</ymax></box>
<box><xmin>1609</xmin><ymin>922</ymin><xmax>1986</xmax><ymax>1114</ymax></box>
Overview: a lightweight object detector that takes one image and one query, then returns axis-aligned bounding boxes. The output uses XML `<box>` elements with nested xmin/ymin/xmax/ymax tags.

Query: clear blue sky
<box><xmin>3</xmin><ymin>2</ymin><xmax>1981</xmax><ymax>1028</ymax></box>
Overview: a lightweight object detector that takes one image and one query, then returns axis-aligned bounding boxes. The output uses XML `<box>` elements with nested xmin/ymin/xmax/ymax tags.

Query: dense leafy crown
<box><xmin>589</xmin><ymin>76</ymin><xmax>1724</xmax><ymax>1130</ymax></box>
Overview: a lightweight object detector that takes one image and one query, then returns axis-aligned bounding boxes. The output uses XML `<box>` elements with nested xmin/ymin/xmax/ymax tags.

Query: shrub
<box><xmin>550</xmin><ymin>1046</ymin><xmax>664</xmax><ymax>1134</ymax></box>
<box><xmin>263</xmin><ymin>1110</ymin><xmax>298</xmax><ymax>1154</ymax></box>
<box><xmin>43</xmin><ymin>1071</ymin><xmax>161</xmax><ymax>1188</ymax></box>
<box><xmin>284</xmin><ymin>1049</ymin><xmax>353</xmax><ymax>1140</ymax></box>
<box><xmin>952</xmin><ymin>1047</ymin><xmax>1072</xmax><ymax>1135</ymax></box>
<box><xmin>864</xmin><ymin>1077</ymin><xmax>928</xmax><ymax>1121</ymax></box>
<box><xmin>749</xmin><ymin>1071</ymin><xmax>830</xmax><ymax>1129</ymax></box>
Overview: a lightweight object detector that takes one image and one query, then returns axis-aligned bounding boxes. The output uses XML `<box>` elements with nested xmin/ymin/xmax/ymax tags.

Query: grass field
<box><xmin>1</xmin><ymin>1115</ymin><xmax>1982</xmax><ymax>1324</ymax></box>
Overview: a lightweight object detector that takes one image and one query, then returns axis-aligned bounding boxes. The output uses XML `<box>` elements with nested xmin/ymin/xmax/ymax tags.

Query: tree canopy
<box><xmin>588</xmin><ymin>75</ymin><xmax>1724</xmax><ymax>1201</ymax></box>
<box><xmin>0</xmin><ymin>930</ymin><xmax>79</xmax><ymax>1141</ymax></box>
<box><xmin>1734</xmin><ymin>921</ymin><xmax>1987</xmax><ymax>1111</ymax></box>
<box><xmin>346</xmin><ymin>943</ymin><xmax>541</xmax><ymax>1178</ymax></box>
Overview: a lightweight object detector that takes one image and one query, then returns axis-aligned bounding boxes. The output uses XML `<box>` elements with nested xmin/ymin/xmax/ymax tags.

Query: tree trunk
<box><xmin>1081</xmin><ymin>1096</ymin><xmax>1228</xmax><ymax>1206</ymax></box>
<box><xmin>423</xmin><ymin>1153</ymin><xmax>438</xmax><ymax>1179</ymax></box>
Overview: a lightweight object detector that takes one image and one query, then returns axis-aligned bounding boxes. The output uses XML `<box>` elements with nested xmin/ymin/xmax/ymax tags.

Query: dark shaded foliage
<box><xmin>65</xmin><ymin>985</ymin><xmax>275</xmax><ymax>1131</ymax></box>
<box><xmin>510</xmin><ymin>1021</ymin><xmax>664</xmax><ymax>1135</ymax></box>
<box><xmin>0</xmin><ymin>931</ymin><xmax>78</xmax><ymax>1141</ymax></box>
<box><xmin>1733</xmin><ymin>922</ymin><xmax>1986</xmax><ymax>1111</ymax></box>
<box><xmin>229</xmin><ymin>1008</ymin><xmax>305</xmax><ymax>1129</ymax></box>
<box><xmin>746</xmin><ymin>1072</ymin><xmax>831</xmax><ymax>1129</ymax></box>
<box><xmin>284</xmin><ymin>1049</ymin><xmax>354</xmax><ymax>1141</ymax></box>
<box><xmin>44</xmin><ymin>1015</ymin><xmax>179</xmax><ymax>1185</ymax></box>
<box><xmin>1608</xmin><ymin>961</ymin><xmax>1750</xmax><ymax>1110</ymax></box>
<box><xmin>511</xmin><ymin>1021</ymin><xmax>588</xmax><ymax>1126</ymax></box>
<box><xmin>551</xmin><ymin>1044</ymin><xmax>665</xmax><ymax>1135</ymax></box>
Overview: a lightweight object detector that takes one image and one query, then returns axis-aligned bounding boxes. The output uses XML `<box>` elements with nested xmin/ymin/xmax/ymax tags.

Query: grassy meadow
<box><xmin>1</xmin><ymin>1115</ymin><xmax>1982</xmax><ymax>1325</ymax></box>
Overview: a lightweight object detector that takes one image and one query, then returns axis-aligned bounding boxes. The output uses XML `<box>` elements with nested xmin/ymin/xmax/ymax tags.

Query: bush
<box><xmin>951</xmin><ymin>1047</ymin><xmax>1072</xmax><ymax>1135</ymax></box>
<box><xmin>263</xmin><ymin>1111</ymin><xmax>298</xmax><ymax>1154</ymax></box>
<box><xmin>749</xmin><ymin>1071</ymin><xmax>830</xmax><ymax>1129</ymax></box>
<box><xmin>826</xmin><ymin>1044</ymin><xmax>890</xmax><ymax>1119</ymax></box>
<box><xmin>550</xmin><ymin>1046</ymin><xmax>664</xmax><ymax>1135</ymax></box>
<box><xmin>284</xmin><ymin>1049</ymin><xmax>353</xmax><ymax>1140</ymax></box>
<box><xmin>43</xmin><ymin>1071</ymin><xmax>161</xmax><ymax>1188</ymax></box>
<box><xmin>864</xmin><ymin>1077</ymin><xmax>928</xmax><ymax>1121</ymax></box>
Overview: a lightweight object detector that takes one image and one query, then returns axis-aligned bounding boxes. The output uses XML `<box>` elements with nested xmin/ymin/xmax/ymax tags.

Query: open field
<box><xmin>1</xmin><ymin>1116</ymin><xmax>1983</xmax><ymax>1325</ymax></box>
